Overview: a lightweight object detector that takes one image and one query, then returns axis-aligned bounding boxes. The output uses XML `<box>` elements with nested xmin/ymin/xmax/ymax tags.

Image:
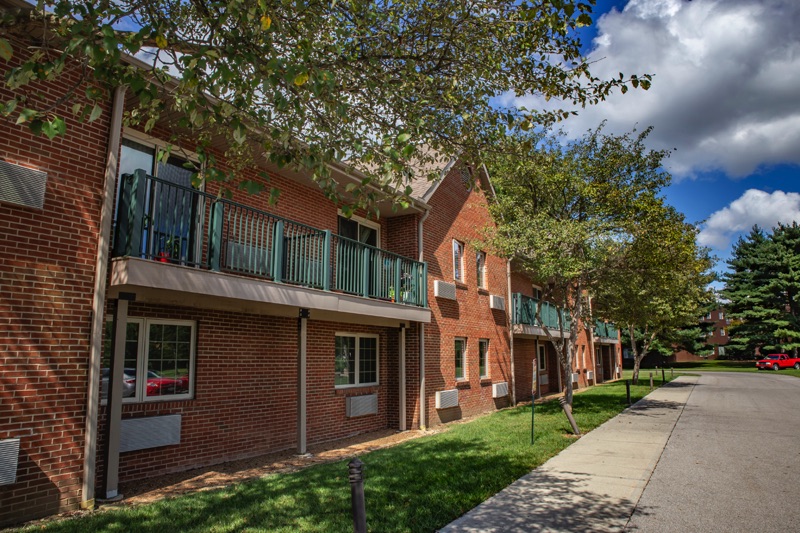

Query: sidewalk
<box><xmin>440</xmin><ymin>376</ymin><xmax>698</xmax><ymax>533</ymax></box>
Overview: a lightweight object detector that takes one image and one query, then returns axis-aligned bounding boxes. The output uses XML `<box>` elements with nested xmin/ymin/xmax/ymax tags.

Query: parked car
<box><xmin>100</xmin><ymin>367</ymin><xmax>137</xmax><ymax>398</ymax></box>
<box><xmin>755</xmin><ymin>354</ymin><xmax>800</xmax><ymax>371</ymax></box>
<box><xmin>144</xmin><ymin>370</ymin><xmax>181</xmax><ymax>396</ymax></box>
<box><xmin>102</xmin><ymin>368</ymin><xmax>186</xmax><ymax>397</ymax></box>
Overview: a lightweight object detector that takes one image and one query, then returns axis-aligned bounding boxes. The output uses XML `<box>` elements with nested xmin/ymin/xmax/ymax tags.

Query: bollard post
<box><xmin>531</xmin><ymin>395</ymin><xmax>535</xmax><ymax>445</ymax></box>
<box><xmin>649</xmin><ymin>372</ymin><xmax>654</xmax><ymax>391</ymax></box>
<box><xmin>662</xmin><ymin>367</ymin><xmax>666</xmax><ymax>384</ymax></box>
<box><xmin>625</xmin><ymin>379</ymin><xmax>631</xmax><ymax>406</ymax></box>
<box><xmin>348</xmin><ymin>459</ymin><xmax>367</xmax><ymax>533</ymax></box>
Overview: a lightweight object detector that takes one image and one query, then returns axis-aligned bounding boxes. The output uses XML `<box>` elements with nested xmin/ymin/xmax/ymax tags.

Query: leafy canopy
<box><xmin>593</xmin><ymin>203</ymin><xmax>715</xmax><ymax>382</ymax></box>
<box><xmin>486</xmin><ymin>124</ymin><xmax>669</xmax><ymax>403</ymax></box>
<box><xmin>0</xmin><ymin>0</ymin><xmax>647</xmax><ymax>208</ymax></box>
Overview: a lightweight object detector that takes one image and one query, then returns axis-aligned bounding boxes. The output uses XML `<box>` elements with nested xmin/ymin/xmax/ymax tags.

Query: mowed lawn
<box><xmin>19</xmin><ymin>378</ymin><xmax>668</xmax><ymax>533</ymax></box>
<box><xmin>635</xmin><ymin>359</ymin><xmax>800</xmax><ymax>378</ymax></box>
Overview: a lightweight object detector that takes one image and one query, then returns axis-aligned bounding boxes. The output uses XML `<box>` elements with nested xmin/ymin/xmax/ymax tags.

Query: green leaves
<box><xmin>15</xmin><ymin>108</ymin><xmax>36</xmax><ymax>124</ymax></box>
<box><xmin>0</xmin><ymin>0</ymin><xmax>647</xmax><ymax>209</ymax></box>
<box><xmin>0</xmin><ymin>37</ymin><xmax>12</xmax><ymax>61</ymax></box>
<box><xmin>41</xmin><ymin>117</ymin><xmax>67</xmax><ymax>139</ymax></box>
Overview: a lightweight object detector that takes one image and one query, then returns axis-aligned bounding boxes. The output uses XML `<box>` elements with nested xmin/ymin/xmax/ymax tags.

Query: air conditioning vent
<box><xmin>120</xmin><ymin>415</ymin><xmax>182</xmax><ymax>452</ymax></box>
<box><xmin>587</xmin><ymin>371</ymin><xmax>594</xmax><ymax>381</ymax></box>
<box><xmin>572</xmin><ymin>373</ymin><xmax>580</xmax><ymax>383</ymax></box>
<box><xmin>490</xmin><ymin>295</ymin><xmax>506</xmax><ymax>311</ymax></box>
<box><xmin>434</xmin><ymin>280</ymin><xmax>457</xmax><ymax>300</ymax></box>
<box><xmin>346</xmin><ymin>394</ymin><xmax>378</xmax><ymax>417</ymax></box>
<box><xmin>539</xmin><ymin>375</ymin><xmax>549</xmax><ymax>385</ymax></box>
<box><xmin>492</xmin><ymin>381</ymin><xmax>509</xmax><ymax>398</ymax></box>
<box><xmin>435</xmin><ymin>389</ymin><xmax>459</xmax><ymax>409</ymax></box>
<box><xmin>0</xmin><ymin>438</ymin><xmax>20</xmax><ymax>486</ymax></box>
<box><xmin>0</xmin><ymin>160</ymin><xmax>47</xmax><ymax>210</ymax></box>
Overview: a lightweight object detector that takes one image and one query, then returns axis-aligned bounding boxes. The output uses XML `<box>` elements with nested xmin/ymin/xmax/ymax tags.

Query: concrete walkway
<box><xmin>440</xmin><ymin>376</ymin><xmax>698</xmax><ymax>533</ymax></box>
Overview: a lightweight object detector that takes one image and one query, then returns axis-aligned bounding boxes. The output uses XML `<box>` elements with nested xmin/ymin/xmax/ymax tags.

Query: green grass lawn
<box><xmin>632</xmin><ymin>359</ymin><xmax>800</xmax><ymax>378</ymax></box>
<box><xmin>20</xmin><ymin>378</ymin><xmax>670</xmax><ymax>533</ymax></box>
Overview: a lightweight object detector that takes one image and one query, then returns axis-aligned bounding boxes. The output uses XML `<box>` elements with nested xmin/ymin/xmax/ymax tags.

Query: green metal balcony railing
<box><xmin>594</xmin><ymin>321</ymin><xmax>619</xmax><ymax>339</ymax></box>
<box><xmin>113</xmin><ymin>170</ymin><xmax>428</xmax><ymax>308</ymax></box>
<box><xmin>512</xmin><ymin>293</ymin><xmax>571</xmax><ymax>331</ymax></box>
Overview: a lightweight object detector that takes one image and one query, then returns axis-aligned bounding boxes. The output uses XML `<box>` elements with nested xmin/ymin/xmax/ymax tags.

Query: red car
<box><xmin>755</xmin><ymin>354</ymin><xmax>800</xmax><ymax>371</ymax></box>
<box><xmin>144</xmin><ymin>370</ymin><xmax>182</xmax><ymax>396</ymax></box>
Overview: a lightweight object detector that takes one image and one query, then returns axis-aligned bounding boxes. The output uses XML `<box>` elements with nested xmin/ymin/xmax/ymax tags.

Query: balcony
<box><xmin>594</xmin><ymin>321</ymin><xmax>619</xmax><ymax>343</ymax></box>
<box><xmin>511</xmin><ymin>293</ymin><xmax>571</xmax><ymax>338</ymax></box>
<box><xmin>109</xmin><ymin>170</ymin><xmax>430</xmax><ymax>325</ymax></box>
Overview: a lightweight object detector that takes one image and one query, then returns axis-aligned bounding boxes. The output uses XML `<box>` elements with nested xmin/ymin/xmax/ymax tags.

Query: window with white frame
<box><xmin>538</xmin><ymin>345</ymin><xmax>547</xmax><ymax>371</ymax></box>
<box><xmin>479</xmin><ymin>339</ymin><xmax>489</xmax><ymax>378</ymax></box>
<box><xmin>453</xmin><ymin>240</ymin><xmax>465</xmax><ymax>282</ymax></box>
<box><xmin>455</xmin><ymin>337</ymin><xmax>467</xmax><ymax>380</ymax></box>
<box><xmin>476</xmin><ymin>251</ymin><xmax>486</xmax><ymax>289</ymax></box>
<box><xmin>101</xmin><ymin>318</ymin><xmax>195</xmax><ymax>402</ymax></box>
<box><xmin>335</xmin><ymin>334</ymin><xmax>379</xmax><ymax>387</ymax></box>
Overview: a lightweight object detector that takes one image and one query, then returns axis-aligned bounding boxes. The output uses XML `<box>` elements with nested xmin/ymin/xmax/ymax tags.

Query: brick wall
<box><xmin>385</xmin><ymin>214</ymin><xmax>419</xmax><ymax>259</ymax></box>
<box><xmin>422</xmin><ymin>163</ymin><xmax>511</xmax><ymax>425</ymax></box>
<box><xmin>94</xmin><ymin>302</ymin><xmax>409</xmax><ymax>487</ymax></box>
<box><xmin>0</xmin><ymin>41</ymin><xmax>111</xmax><ymax>526</ymax></box>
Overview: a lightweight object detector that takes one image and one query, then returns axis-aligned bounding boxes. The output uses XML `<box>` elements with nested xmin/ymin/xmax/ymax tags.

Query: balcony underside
<box><xmin>109</xmin><ymin>257</ymin><xmax>431</xmax><ymax>327</ymax></box>
<box><xmin>512</xmin><ymin>324</ymin><xmax>571</xmax><ymax>339</ymax></box>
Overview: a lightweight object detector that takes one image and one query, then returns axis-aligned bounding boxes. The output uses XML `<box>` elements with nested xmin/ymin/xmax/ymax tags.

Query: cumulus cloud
<box><xmin>505</xmin><ymin>0</ymin><xmax>800</xmax><ymax>179</ymax></box>
<box><xmin>697</xmin><ymin>189</ymin><xmax>800</xmax><ymax>249</ymax></box>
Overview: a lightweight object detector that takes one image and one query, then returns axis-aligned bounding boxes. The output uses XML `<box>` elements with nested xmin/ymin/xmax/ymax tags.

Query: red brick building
<box><xmin>0</xmin><ymin>10</ymin><xmax>620</xmax><ymax>526</ymax></box>
<box><xmin>0</xmin><ymin>35</ymin><xmax>433</xmax><ymax>526</ymax></box>
<box><xmin>509</xmin><ymin>274</ymin><xmax>622</xmax><ymax>403</ymax></box>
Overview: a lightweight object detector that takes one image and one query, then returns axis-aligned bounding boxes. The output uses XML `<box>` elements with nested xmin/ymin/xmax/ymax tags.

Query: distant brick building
<box><xmin>623</xmin><ymin>307</ymin><xmax>730</xmax><ymax>368</ymax></box>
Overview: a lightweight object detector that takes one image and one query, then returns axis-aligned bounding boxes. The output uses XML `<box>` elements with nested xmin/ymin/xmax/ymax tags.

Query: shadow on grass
<box><xmin>26</xmin><ymin>428</ymin><xmax>548</xmax><ymax>533</ymax></box>
<box><xmin>440</xmin><ymin>470</ymin><xmax>635</xmax><ymax>532</ymax></box>
<box><xmin>24</xmin><ymin>380</ymin><xmax>672</xmax><ymax>533</ymax></box>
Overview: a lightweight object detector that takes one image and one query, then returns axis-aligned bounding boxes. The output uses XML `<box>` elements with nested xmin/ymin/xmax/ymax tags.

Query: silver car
<box><xmin>100</xmin><ymin>367</ymin><xmax>136</xmax><ymax>399</ymax></box>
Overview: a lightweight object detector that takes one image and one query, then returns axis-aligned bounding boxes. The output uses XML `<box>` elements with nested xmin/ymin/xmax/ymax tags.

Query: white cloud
<box><xmin>506</xmin><ymin>0</ymin><xmax>800</xmax><ymax>179</ymax></box>
<box><xmin>698</xmin><ymin>189</ymin><xmax>800</xmax><ymax>249</ymax></box>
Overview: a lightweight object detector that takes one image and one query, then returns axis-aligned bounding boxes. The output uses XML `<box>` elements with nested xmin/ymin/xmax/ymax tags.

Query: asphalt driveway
<box><xmin>625</xmin><ymin>371</ymin><xmax>800</xmax><ymax>532</ymax></box>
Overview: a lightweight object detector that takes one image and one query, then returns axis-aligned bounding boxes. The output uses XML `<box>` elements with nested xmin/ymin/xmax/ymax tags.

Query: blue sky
<box><xmin>509</xmin><ymin>0</ymin><xmax>800</xmax><ymax>280</ymax></box>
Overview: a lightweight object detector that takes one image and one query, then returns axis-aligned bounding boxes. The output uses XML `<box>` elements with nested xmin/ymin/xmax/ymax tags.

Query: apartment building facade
<box><xmin>0</xmin><ymin>13</ymin><xmax>620</xmax><ymax>527</ymax></box>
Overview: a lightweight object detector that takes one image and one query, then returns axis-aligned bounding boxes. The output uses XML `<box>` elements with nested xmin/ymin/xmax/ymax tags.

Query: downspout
<box><xmin>507</xmin><ymin>260</ymin><xmax>515</xmax><ymax>405</ymax></box>
<box><xmin>82</xmin><ymin>84</ymin><xmax>127</xmax><ymax>509</ymax></box>
<box><xmin>417</xmin><ymin>208</ymin><xmax>430</xmax><ymax>430</ymax></box>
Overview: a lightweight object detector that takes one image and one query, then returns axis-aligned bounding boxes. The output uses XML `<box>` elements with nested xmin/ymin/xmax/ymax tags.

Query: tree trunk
<box><xmin>628</xmin><ymin>324</ymin><xmax>640</xmax><ymax>384</ymax></box>
<box><xmin>563</xmin><ymin>360</ymin><xmax>573</xmax><ymax>406</ymax></box>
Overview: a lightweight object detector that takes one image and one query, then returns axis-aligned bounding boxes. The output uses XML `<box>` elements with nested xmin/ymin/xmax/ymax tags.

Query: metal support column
<box><xmin>297</xmin><ymin>308</ymin><xmax>309</xmax><ymax>454</ymax></box>
<box><xmin>103</xmin><ymin>292</ymin><xmax>135</xmax><ymax>499</ymax></box>
<box><xmin>399</xmin><ymin>324</ymin><xmax>406</xmax><ymax>431</ymax></box>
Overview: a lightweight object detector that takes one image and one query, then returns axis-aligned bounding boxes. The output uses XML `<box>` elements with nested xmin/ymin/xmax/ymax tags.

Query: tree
<box><xmin>593</xmin><ymin>203</ymin><xmax>714</xmax><ymax>384</ymax></box>
<box><xmin>722</xmin><ymin>227</ymin><xmax>775</xmax><ymax>357</ymax></box>
<box><xmin>487</xmin><ymin>124</ymin><xmax>669</xmax><ymax>410</ymax></box>
<box><xmin>723</xmin><ymin>223</ymin><xmax>800</xmax><ymax>357</ymax></box>
<box><xmin>0</xmin><ymin>0</ymin><xmax>647</xmax><ymax>209</ymax></box>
